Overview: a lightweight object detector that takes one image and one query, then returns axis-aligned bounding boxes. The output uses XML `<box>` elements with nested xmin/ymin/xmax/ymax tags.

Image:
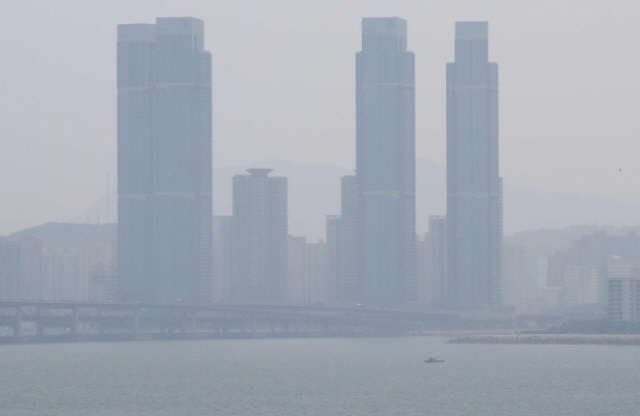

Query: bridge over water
<box><xmin>0</xmin><ymin>301</ymin><xmax>462</xmax><ymax>343</ymax></box>
<box><xmin>0</xmin><ymin>301</ymin><xmax>565</xmax><ymax>343</ymax></box>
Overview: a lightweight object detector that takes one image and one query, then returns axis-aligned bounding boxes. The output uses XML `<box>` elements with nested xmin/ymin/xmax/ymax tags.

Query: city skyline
<box><xmin>1</xmin><ymin>1</ymin><xmax>639</xmax><ymax>236</ymax></box>
<box><xmin>2</xmin><ymin>5</ymin><xmax>640</xmax><ymax>412</ymax></box>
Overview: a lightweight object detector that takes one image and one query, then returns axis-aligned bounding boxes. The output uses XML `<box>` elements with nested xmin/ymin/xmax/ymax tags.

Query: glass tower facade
<box><xmin>117</xmin><ymin>17</ymin><xmax>213</xmax><ymax>303</ymax></box>
<box><xmin>356</xmin><ymin>17</ymin><xmax>416</xmax><ymax>307</ymax></box>
<box><xmin>446</xmin><ymin>21</ymin><xmax>502</xmax><ymax>309</ymax></box>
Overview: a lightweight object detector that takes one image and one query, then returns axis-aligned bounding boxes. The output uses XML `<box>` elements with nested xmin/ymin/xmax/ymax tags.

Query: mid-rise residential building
<box><xmin>607</xmin><ymin>258</ymin><xmax>640</xmax><ymax>323</ymax></box>
<box><xmin>547</xmin><ymin>231</ymin><xmax>640</xmax><ymax>307</ymax></box>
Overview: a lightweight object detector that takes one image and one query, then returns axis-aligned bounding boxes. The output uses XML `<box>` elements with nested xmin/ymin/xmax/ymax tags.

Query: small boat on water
<box><xmin>424</xmin><ymin>357</ymin><xmax>445</xmax><ymax>363</ymax></box>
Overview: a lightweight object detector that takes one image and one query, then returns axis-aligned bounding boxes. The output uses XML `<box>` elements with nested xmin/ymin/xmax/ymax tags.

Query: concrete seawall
<box><xmin>448</xmin><ymin>334</ymin><xmax>640</xmax><ymax>345</ymax></box>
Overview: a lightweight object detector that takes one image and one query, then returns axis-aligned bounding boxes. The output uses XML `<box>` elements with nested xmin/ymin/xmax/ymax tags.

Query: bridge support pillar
<box><xmin>190</xmin><ymin>312</ymin><xmax>197</xmax><ymax>334</ymax></box>
<box><xmin>132</xmin><ymin>308</ymin><xmax>140</xmax><ymax>337</ymax></box>
<box><xmin>70</xmin><ymin>307</ymin><xmax>79</xmax><ymax>339</ymax></box>
<box><xmin>97</xmin><ymin>309</ymin><xmax>104</xmax><ymax>336</ymax></box>
<box><xmin>14</xmin><ymin>306</ymin><xmax>23</xmax><ymax>339</ymax></box>
<box><xmin>180</xmin><ymin>312</ymin><xmax>187</xmax><ymax>334</ymax></box>
<box><xmin>36</xmin><ymin>307</ymin><xmax>44</xmax><ymax>338</ymax></box>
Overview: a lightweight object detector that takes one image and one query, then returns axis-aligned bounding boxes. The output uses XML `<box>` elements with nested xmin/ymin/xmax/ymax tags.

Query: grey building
<box><xmin>607</xmin><ymin>258</ymin><xmax>640</xmax><ymax>324</ymax></box>
<box><xmin>547</xmin><ymin>231</ymin><xmax>640</xmax><ymax>308</ymax></box>
<box><xmin>306</xmin><ymin>240</ymin><xmax>327</xmax><ymax>305</ymax></box>
<box><xmin>117</xmin><ymin>17</ymin><xmax>213</xmax><ymax>303</ymax></box>
<box><xmin>326</xmin><ymin>175</ymin><xmax>359</xmax><ymax>305</ymax></box>
<box><xmin>288</xmin><ymin>235</ymin><xmax>307</xmax><ymax>303</ymax></box>
<box><xmin>213</xmin><ymin>215</ymin><xmax>233</xmax><ymax>302</ymax></box>
<box><xmin>339</xmin><ymin>175</ymin><xmax>358</xmax><ymax>304</ymax></box>
<box><xmin>356</xmin><ymin>17</ymin><xmax>416</xmax><ymax>307</ymax></box>
<box><xmin>446</xmin><ymin>22</ymin><xmax>502</xmax><ymax>309</ymax></box>
<box><xmin>428</xmin><ymin>215</ymin><xmax>447</xmax><ymax>305</ymax></box>
<box><xmin>231</xmin><ymin>169</ymin><xmax>287</xmax><ymax>303</ymax></box>
<box><xmin>0</xmin><ymin>239</ymin><xmax>20</xmax><ymax>300</ymax></box>
<box><xmin>325</xmin><ymin>215</ymin><xmax>341</xmax><ymax>304</ymax></box>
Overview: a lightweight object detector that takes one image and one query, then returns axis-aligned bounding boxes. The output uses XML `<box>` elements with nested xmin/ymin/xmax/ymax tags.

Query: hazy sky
<box><xmin>1</xmin><ymin>0</ymin><xmax>639</xmax><ymax>235</ymax></box>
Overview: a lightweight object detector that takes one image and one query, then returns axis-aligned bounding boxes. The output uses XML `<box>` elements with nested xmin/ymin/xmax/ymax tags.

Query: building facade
<box><xmin>446</xmin><ymin>21</ymin><xmax>502</xmax><ymax>309</ymax></box>
<box><xmin>501</xmin><ymin>244</ymin><xmax>535</xmax><ymax>313</ymax></box>
<box><xmin>287</xmin><ymin>236</ymin><xmax>327</xmax><ymax>305</ymax></box>
<box><xmin>356</xmin><ymin>17</ymin><xmax>416</xmax><ymax>307</ymax></box>
<box><xmin>0</xmin><ymin>239</ymin><xmax>20</xmax><ymax>300</ymax></box>
<box><xmin>213</xmin><ymin>215</ymin><xmax>233</xmax><ymax>302</ymax></box>
<box><xmin>117</xmin><ymin>17</ymin><xmax>213</xmax><ymax>303</ymax></box>
<box><xmin>428</xmin><ymin>216</ymin><xmax>448</xmax><ymax>306</ymax></box>
<box><xmin>607</xmin><ymin>258</ymin><xmax>640</xmax><ymax>324</ymax></box>
<box><xmin>326</xmin><ymin>175</ymin><xmax>359</xmax><ymax>305</ymax></box>
<box><xmin>547</xmin><ymin>231</ymin><xmax>640</xmax><ymax>307</ymax></box>
<box><xmin>230</xmin><ymin>169</ymin><xmax>287</xmax><ymax>303</ymax></box>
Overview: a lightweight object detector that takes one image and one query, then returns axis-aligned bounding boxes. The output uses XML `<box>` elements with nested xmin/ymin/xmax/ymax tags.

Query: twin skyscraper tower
<box><xmin>355</xmin><ymin>18</ymin><xmax>502</xmax><ymax>309</ymax></box>
<box><xmin>117</xmin><ymin>17</ymin><xmax>502</xmax><ymax>310</ymax></box>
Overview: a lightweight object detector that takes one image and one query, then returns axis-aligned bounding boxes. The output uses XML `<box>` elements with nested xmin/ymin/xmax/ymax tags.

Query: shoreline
<box><xmin>448</xmin><ymin>334</ymin><xmax>640</xmax><ymax>345</ymax></box>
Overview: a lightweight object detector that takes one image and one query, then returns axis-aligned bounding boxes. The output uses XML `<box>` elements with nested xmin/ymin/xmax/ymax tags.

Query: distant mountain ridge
<box><xmin>9</xmin><ymin>223</ymin><xmax>116</xmax><ymax>248</ymax></box>
<box><xmin>67</xmin><ymin>159</ymin><xmax>640</xmax><ymax>241</ymax></box>
<box><xmin>214</xmin><ymin>159</ymin><xmax>640</xmax><ymax>240</ymax></box>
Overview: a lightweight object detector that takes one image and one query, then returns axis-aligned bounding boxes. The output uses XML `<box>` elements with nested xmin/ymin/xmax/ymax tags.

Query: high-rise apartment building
<box><xmin>356</xmin><ymin>18</ymin><xmax>416</xmax><ymax>307</ymax></box>
<box><xmin>607</xmin><ymin>258</ymin><xmax>640</xmax><ymax>324</ymax></box>
<box><xmin>326</xmin><ymin>175</ymin><xmax>359</xmax><ymax>305</ymax></box>
<box><xmin>0</xmin><ymin>239</ymin><xmax>20</xmax><ymax>300</ymax></box>
<box><xmin>117</xmin><ymin>17</ymin><xmax>213</xmax><ymax>303</ymax></box>
<box><xmin>213</xmin><ymin>215</ymin><xmax>233</xmax><ymax>302</ymax></box>
<box><xmin>325</xmin><ymin>215</ymin><xmax>341</xmax><ymax>304</ymax></box>
<box><xmin>502</xmin><ymin>244</ymin><xmax>534</xmax><ymax>313</ymax></box>
<box><xmin>230</xmin><ymin>169</ymin><xmax>287</xmax><ymax>303</ymax></box>
<box><xmin>306</xmin><ymin>240</ymin><xmax>327</xmax><ymax>305</ymax></box>
<box><xmin>446</xmin><ymin>22</ymin><xmax>502</xmax><ymax>309</ymax></box>
<box><xmin>288</xmin><ymin>235</ymin><xmax>308</xmax><ymax>303</ymax></box>
<box><xmin>428</xmin><ymin>215</ymin><xmax>448</xmax><ymax>305</ymax></box>
<box><xmin>547</xmin><ymin>231</ymin><xmax>640</xmax><ymax>309</ymax></box>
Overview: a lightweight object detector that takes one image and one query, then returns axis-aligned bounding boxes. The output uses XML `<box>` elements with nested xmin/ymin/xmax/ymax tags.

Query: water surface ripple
<box><xmin>1</xmin><ymin>337</ymin><xmax>638</xmax><ymax>416</ymax></box>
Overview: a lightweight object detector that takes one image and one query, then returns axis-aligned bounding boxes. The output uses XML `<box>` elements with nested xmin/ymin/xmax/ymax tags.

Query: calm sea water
<box><xmin>1</xmin><ymin>336</ymin><xmax>639</xmax><ymax>416</ymax></box>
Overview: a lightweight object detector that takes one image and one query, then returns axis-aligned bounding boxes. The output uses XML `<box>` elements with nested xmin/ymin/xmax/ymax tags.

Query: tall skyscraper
<box><xmin>230</xmin><ymin>169</ymin><xmax>287</xmax><ymax>303</ymax></box>
<box><xmin>117</xmin><ymin>17</ymin><xmax>213</xmax><ymax>303</ymax></box>
<box><xmin>446</xmin><ymin>22</ymin><xmax>502</xmax><ymax>309</ymax></box>
<box><xmin>356</xmin><ymin>18</ymin><xmax>416</xmax><ymax>307</ymax></box>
